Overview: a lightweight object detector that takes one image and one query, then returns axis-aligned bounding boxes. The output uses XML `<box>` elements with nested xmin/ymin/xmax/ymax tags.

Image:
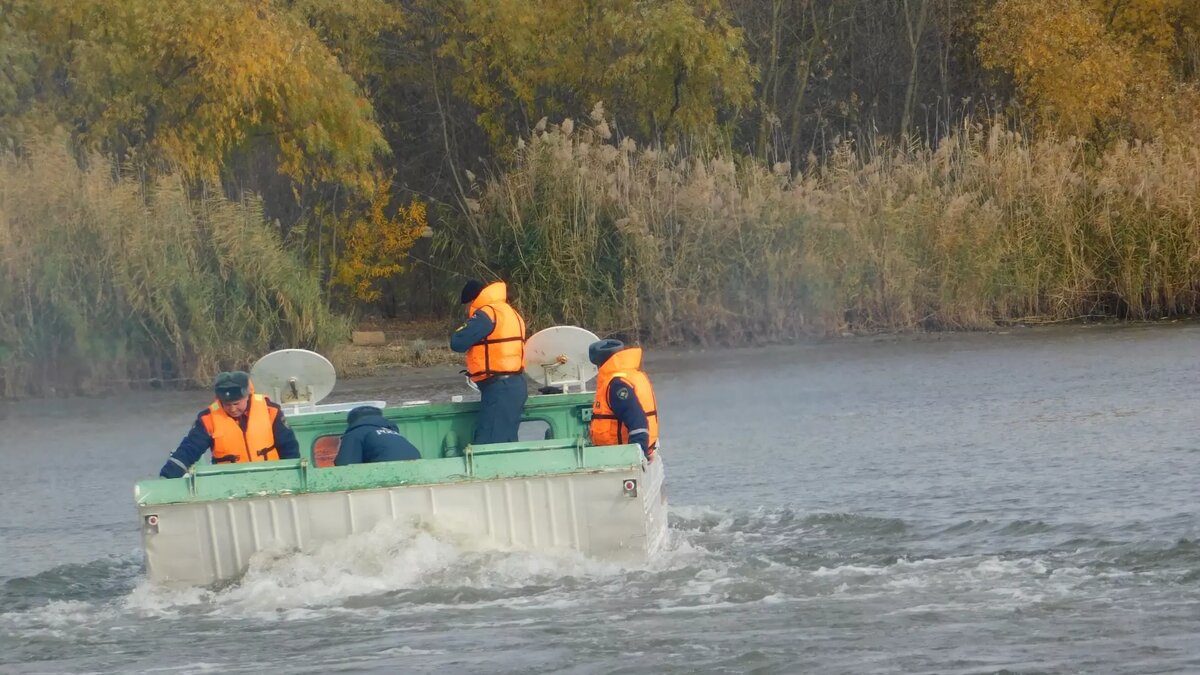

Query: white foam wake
<box><xmin>122</xmin><ymin>518</ymin><xmax>707</xmax><ymax>619</ymax></box>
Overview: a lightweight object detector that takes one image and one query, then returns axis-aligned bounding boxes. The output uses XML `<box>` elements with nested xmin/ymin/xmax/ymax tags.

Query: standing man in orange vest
<box><xmin>450</xmin><ymin>279</ymin><xmax>528</xmax><ymax>444</ymax></box>
<box><xmin>588</xmin><ymin>339</ymin><xmax>659</xmax><ymax>460</ymax></box>
<box><xmin>158</xmin><ymin>371</ymin><xmax>300</xmax><ymax>478</ymax></box>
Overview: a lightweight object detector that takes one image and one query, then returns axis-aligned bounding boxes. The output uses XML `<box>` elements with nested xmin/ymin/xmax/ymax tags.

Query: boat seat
<box><xmin>312</xmin><ymin>434</ymin><xmax>341</xmax><ymax>468</ymax></box>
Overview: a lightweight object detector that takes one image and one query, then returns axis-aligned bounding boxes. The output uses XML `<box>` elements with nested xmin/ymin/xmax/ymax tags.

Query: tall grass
<box><xmin>0</xmin><ymin>139</ymin><xmax>348</xmax><ymax>397</ymax></box>
<box><xmin>470</xmin><ymin>120</ymin><xmax>1200</xmax><ymax>342</ymax></box>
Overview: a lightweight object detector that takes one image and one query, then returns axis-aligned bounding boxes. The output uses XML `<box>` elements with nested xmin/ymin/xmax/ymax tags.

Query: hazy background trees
<box><xmin>3</xmin><ymin>0</ymin><xmax>1200</xmax><ymax>393</ymax></box>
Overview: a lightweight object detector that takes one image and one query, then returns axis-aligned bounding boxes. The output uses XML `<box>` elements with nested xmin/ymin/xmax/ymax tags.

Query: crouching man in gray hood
<box><xmin>334</xmin><ymin>406</ymin><xmax>422</xmax><ymax>465</ymax></box>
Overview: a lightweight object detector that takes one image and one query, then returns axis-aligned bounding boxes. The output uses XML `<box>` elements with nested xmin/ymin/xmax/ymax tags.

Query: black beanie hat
<box><xmin>347</xmin><ymin>405</ymin><xmax>382</xmax><ymax>426</ymax></box>
<box><xmin>460</xmin><ymin>279</ymin><xmax>485</xmax><ymax>304</ymax></box>
<box><xmin>588</xmin><ymin>339</ymin><xmax>625</xmax><ymax>367</ymax></box>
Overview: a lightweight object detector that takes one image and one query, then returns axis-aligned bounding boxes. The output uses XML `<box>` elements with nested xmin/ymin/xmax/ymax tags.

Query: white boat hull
<box><xmin>140</xmin><ymin>457</ymin><xmax>667</xmax><ymax>586</ymax></box>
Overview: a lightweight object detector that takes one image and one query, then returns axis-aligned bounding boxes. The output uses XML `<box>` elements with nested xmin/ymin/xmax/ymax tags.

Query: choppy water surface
<box><xmin>2</xmin><ymin>324</ymin><xmax>1199</xmax><ymax>674</ymax></box>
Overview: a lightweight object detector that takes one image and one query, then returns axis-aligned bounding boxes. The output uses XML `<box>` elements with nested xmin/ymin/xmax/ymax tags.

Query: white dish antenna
<box><xmin>250</xmin><ymin>349</ymin><xmax>336</xmax><ymax>406</ymax></box>
<box><xmin>524</xmin><ymin>326</ymin><xmax>601</xmax><ymax>392</ymax></box>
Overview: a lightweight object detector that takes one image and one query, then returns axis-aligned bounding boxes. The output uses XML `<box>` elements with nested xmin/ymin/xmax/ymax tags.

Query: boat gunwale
<box><xmin>136</xmin><ymin>439</ymin><xmax>650</xmax><ymax>507</ymax></box>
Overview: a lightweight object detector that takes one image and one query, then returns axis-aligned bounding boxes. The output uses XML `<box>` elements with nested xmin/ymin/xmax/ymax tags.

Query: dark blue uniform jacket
<box><xmin>607</xmin><ymin>377</ymin><xmax>651</xmax><ymax>453</ymax></box>
<box><xmin>449</xmin><ymin>309</ymin><xmax>495</xmax><ymax>352</ymax></box>
<box><xmin>334</xmin><ymin>414</ymin><xmax>422</xmax><ymax>465</ymax></box>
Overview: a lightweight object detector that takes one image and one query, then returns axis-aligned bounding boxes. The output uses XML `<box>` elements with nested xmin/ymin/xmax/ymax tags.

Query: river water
<box><xmin>2</xmin><ymin>324</ymin><xmax>1198</xmax><ymax>674</ymax></box>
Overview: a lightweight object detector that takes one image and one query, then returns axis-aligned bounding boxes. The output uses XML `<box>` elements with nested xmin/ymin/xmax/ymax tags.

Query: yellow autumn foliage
<box><xmin>281</xmin><ymin>0</ymin><xmax>406</xmax><ymax>81</ymax></box>
<box><xmin>331</xmin><ymin>186</ymin><xmax>429</xmax><ymax>303</ymax></box>
<box><xmin>4</xmin><ymin>0</ymin><xmax>389</xmax><ymax>193</ymax></box>
<box><xmin>434</xmin><ymin>0</ymin><xmax>754</xmax><ymax>145</ymax></box>
<box><xmin>979</xmin><ymin>0</ymin><xmax>1200</xmax><ymax>137</ymax></box>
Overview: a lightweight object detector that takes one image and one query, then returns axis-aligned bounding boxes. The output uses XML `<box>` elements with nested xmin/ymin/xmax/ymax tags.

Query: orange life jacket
<box><xmin>201</xmin><ymin>394</ymin><xmax>281</xmax><ymax>464</ymax></box>
<box><xmin>464</xmin><ymin>281</ymin><xmax>526</xmax><ymax>382</ymax></box>
<box><xmin>591</xmin><ymin>347</ymin><xmax>659</xmax><ymax>453</ymax></box>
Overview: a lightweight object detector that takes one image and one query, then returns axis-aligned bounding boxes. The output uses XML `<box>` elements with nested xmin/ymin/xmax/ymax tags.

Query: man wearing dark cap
<box><xmin>334</xmin><ymin>405</ymin><xmax>422</xmax><ymax>465</ymax></box>
<box><xmin>588</xmin><ymin>339</ymin><xmax>659</xmax><ymax>459</ymax></box>
<box><xmin>450</xmin><ymin>279</ymin><xmax>528</xmax><ymax>444</ymax></box>
<box><xmin>158</xmin><ymin>371</ymin><xmax>300</xmax><ymax>478</ymax></box>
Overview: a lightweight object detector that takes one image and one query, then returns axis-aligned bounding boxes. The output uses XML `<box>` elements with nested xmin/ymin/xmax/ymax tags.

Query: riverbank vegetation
<box><xmin>476</xmin><ymin>118</ymin><xmax>1200</xmax><ymax>342</ymax></box>
<box><xmin>0</xmin><ymin>141</ymin><xmax>347</xmax><ymax>397</ymax></box>
<box><xmin>1</xmin><ymin>0</ymin><xmax>1199</xmax><ymax>394</ymax></box>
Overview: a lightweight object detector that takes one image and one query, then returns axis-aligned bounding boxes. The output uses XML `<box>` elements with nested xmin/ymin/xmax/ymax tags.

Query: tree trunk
<box><xmin>900</xmin><ymin>0</ymin><xmax>930</xmax><ymax>139</ymax></box>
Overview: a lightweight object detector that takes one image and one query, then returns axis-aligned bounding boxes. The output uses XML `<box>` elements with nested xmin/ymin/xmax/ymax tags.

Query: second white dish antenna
<box><xmin>250</xmin><ymin>349</ymin><xmax>337</xmax><ymax>405</ymax></box>
<box><xmin>524</xmin><ymin>326</ymin><xmax>601</xmax><ymax>392</ymax></box>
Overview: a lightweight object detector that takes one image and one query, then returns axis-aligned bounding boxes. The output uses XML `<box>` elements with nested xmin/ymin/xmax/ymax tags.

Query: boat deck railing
<box><xmin>136</xmin><ymin>392</ymin><xmax>641</xmax><ymax>506</ymax></box>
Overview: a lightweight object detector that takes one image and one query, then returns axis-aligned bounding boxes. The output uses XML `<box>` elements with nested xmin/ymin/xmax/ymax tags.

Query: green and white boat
<box><xmin>134</xmin><ymin>327</ymin><xmax>668</xmax><ymax>586</ymax></box>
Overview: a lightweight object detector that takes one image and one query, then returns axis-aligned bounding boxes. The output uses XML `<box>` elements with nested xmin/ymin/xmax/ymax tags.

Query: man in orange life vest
<box><xmin>450</xmin><ymin>279</ymin><xmax>528</xmax><ymax>444</ymax></box>
<box><xmin>158</xmin><ymin>371</ymin><xmax>300</xmax><ymax>478</ymax></box>
<box><xmin>588</xmin><ymin>339</ymin><xmax>659</xmax><ymax>459</ymax></box>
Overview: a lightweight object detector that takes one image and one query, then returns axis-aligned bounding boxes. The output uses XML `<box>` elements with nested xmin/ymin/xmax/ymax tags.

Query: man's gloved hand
<box><xmin>159</xmin><ymin>462</ymin><xmax>185</xmax><ymax>479</ymax></box>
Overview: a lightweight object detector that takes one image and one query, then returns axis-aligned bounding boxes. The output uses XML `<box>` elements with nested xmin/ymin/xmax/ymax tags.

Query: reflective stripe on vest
<box><xmin>465</xmin><ymin>282</ymin><xmax>526</xmax><ymax>382</ymax></box>
<box><xmin>591</xmin><ymin>347</ymin><xmax>659</xmax><ymax>449</ymax></box>
<box><xmin>201</xmin><ymin>394</ymin><xmax>280</xmax><ymax>464</ymax></box>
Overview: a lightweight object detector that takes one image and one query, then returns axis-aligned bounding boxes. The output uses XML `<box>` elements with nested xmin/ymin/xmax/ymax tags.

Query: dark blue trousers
<box><xmin>474</xmin><ymin>375</ymin><xmax>528</xmax><ymax>444</ymax></box>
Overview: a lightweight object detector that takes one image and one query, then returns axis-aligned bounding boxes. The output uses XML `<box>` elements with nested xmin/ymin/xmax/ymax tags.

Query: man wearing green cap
<box><xmin>158</xmin><ymin>371</ymin><xmax>300</xmax><ymax>478</ymax></box>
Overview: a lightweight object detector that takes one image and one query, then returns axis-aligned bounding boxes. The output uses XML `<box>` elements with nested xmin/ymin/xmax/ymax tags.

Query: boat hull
<box><xmin>140</xmin><ymin>457</ymin><xmax>666</xmax><ymax>586</ymax></box>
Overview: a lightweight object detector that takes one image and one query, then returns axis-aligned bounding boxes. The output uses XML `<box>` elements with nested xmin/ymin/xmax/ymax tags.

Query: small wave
<box><xmin>1054</xmin><ymin>536</ymin><xmax>1121</xmax><ymax>550</ymax></box>
<box><xmin>0</xmin><ymin>553</ymin><xmax>142</xmax><ymax>613</ymax></box>
<box><xmin>1113</xmin><ymin>538</ymin><xmax>1200</xmax><ymax>571</ymax></box>
<box><xmin>666</xmin><ymin>507</ymin><xmax>1107</xmax><ymax>613</ymax></box>
<box><xmin>939</xmin><ymin>518</ymin><xmax>993</xmax><ymax>535</ymax></box>
<box><xmin>669</xmin><ymin>506</ymin><xmax>806</xmax><ymax>535</ymax></box>
<box><xmin>937</xmin><ymin>518</ymin><xmax>1064</xmax><ymax>538</ymax></box>
<box><xmin>669</xmin><ymin>506</ymin><xmax>904</xmax><ymax>536</ymax></box>
<box><xmin>667</xmin><ymin>504</ymin><xmax>731</xmax><ymax>524</ymax></box>
<box><xmin>0</xmin><ymin>598</ymin><xmax>118</xmax><ymax>630</ymax></box>
<box><xmin>0</xmin><ymin>597</ymin><xmax>123</xmax><ymax>656</ymax></box>
<box><xmin>1178</xmin><ymin>568</ymin><xmax>1200</xmax><ymax>584</ymax></box>
<box><xmin>668</xmin><ymin>506</ymin><xmax>926</xmax><ymax>575</ymax></box>
<box><xmin>651</xmin><ymin>591</ymin><xmax>790</xmax><ymax>614</ymax></box>
<box><xmin>998</xmin><ymin>519</ymin><xmax>1057</xmax><ymax>535</ymax></box>
<box><xmin>801</xmin><ymin>512</ymin><xmax>909</xmax><ymax>536</ymax></box>
<box><xmin>375</xmin><ymin>645</ymin><xmax>446</xmax><ymax>656</ymax></box>
<box><xmin>798</xmin><ymin>553</ymin><xmax>1099</xmax><ymax>612</ymax></box>
<box><xmin>138</xmin><ymin>662</ymin><xmax>229</xmax><ymax>673</ymax></box>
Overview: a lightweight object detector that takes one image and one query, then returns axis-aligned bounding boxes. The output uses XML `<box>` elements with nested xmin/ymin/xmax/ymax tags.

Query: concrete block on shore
<box><xmin>352</xmin><ymin>330</ymin><xmax>387</xmax><ymax>346</ymax></box>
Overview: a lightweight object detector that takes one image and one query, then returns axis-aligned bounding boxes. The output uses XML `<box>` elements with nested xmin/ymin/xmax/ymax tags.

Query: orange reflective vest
<box><xmin>465</xmin><ymin>281</ymin><xmax>526</xmax><ymax>382</ymax></box>
<box><xmin>201</xmin><ymin>394</ymin><xmax>281</xmax><ymax>464</ymax></box>
<box><xmin>591</xmin><ymin>347</ymin><xmax>659</xmax><ymax>453</ymax></box>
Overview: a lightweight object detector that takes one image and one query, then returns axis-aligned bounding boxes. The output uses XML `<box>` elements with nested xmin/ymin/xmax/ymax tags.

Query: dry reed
<box><xmin>469</xmin><ymin>119</ymin><xmax>1200</xmax><ymax>343</ymax></box>
<box><xmin>0</xmin><ymin>138</ymin><xmax>348</xmax><ymax>397</ymax></box>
